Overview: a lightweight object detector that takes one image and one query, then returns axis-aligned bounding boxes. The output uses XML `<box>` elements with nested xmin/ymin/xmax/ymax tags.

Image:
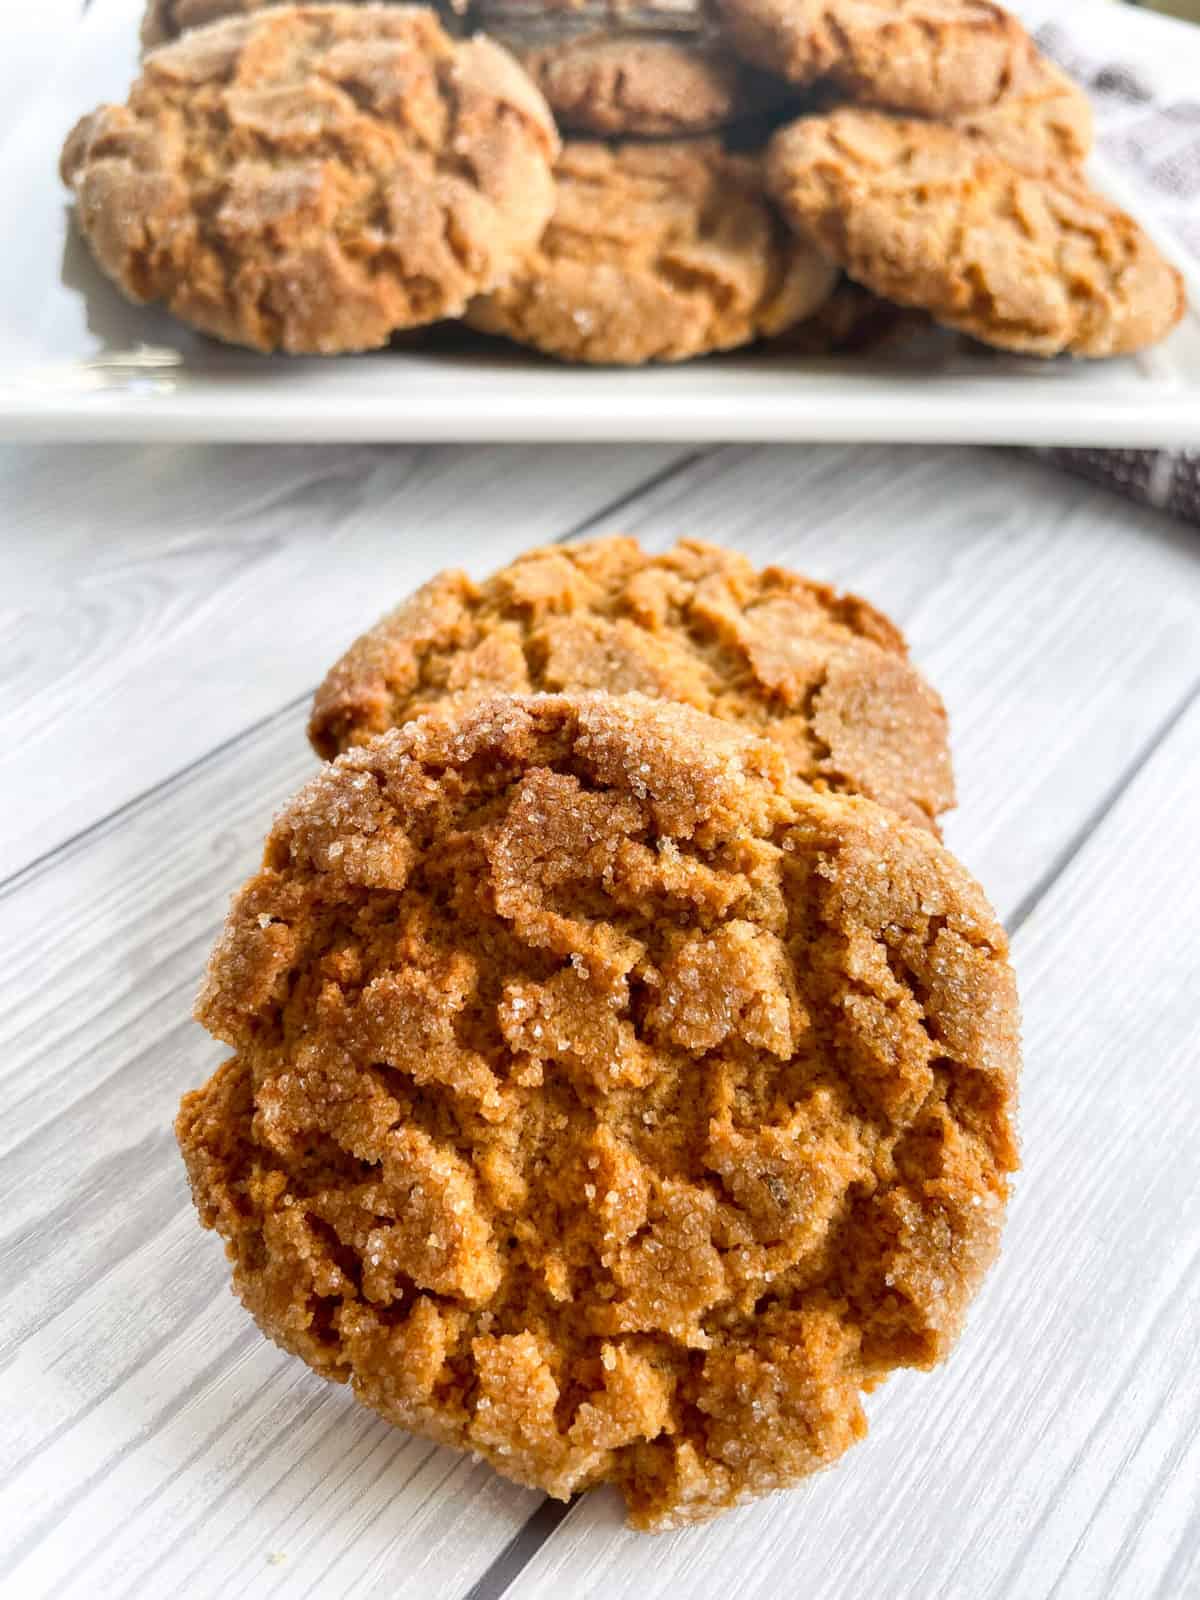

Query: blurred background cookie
<box><xmin>718</xmin><ymin>0</ymin><xmax>1033</xmax><ymax>116</ymax></box>
<box><xmin>63</xmin><ymin>5</ymin><xmax>559</xmax><ymax>354</ymax></box>
<box><xmin>183</xmin><ymin>690</ymin><xmax>1018</xmax><ymax>1528</ymax></box>
<box><xmin>767</xmin><ymin>105</ymin><xmax>1185</xmax><ymax>357</ymax></box>
<box><xmin>466</xmin><ymin>141</ymin><xmax>837</xmax><ymax>364</ymax></box>
<box><xmin>468</xmin><ymin>0</ymin><xmax>787</xmax><ymax>135</ymax></box>
<box><xmin>952</xmin><ymin>44</ymin><xmax>1092</xmax><ymax>172</ymax></box>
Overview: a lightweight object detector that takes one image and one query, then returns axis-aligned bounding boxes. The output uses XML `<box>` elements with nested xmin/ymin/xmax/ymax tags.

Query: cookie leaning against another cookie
<box><xmin>719</xmin><ymin>0</ymin><xmax>1032</xmax><ymax>117</ymax></box>
<box><xmin>466</xmin><ymin>140</ymin><xmax>837</xmax><ymax>364</ymax></box>
<box><xmin>767</xmin><ymin>107</ymin><xmax>1185</xmax><ymax>357</ymax></box>
<box><xmin>309</xmin><ymin>535</ymin><xmax>954</xmax><ymax>832</ymax></box>
<box><xmin>180</xmin><ymin>691</ymin><xmax>1020</xmax><ymax>1529</ymax></box>
<box><xmin>63</xmin><ymin>6</ymin><xmax>558</xmax><ymax>354</ymax></box>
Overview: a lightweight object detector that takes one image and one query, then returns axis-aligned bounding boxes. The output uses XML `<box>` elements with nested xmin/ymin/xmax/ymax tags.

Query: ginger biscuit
<box><xmin>719</xmin><ymin>0</ymin><xmax>1032</xmax><ymax>117</ymax></box>
<box><xmin>466</xmin><ymin>141</ymin><xmax>837</xmax><ymax>364</ymax></box>
<box><xmin>64</xmin><ymin>6</ymin><xmax>558</xmax><ymax>353</ymax></box>
<box><xmin>180</xmin><ymin>691</ymin><xmax>1020</xmax><ymax>1528</ymax></box>
<box><xmin>309</xmin><ymin>536</ymin><xmax>954</xmax><ymax>832</ymax></box>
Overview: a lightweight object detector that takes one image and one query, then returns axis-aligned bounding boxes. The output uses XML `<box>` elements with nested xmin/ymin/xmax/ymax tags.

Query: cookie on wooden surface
<box><xmin>180</xmin><ymin>691</ymin><xmax>1020</xmax><ymax>1528</ymax></box>
<box><xmin>64</xmin><ymin>5</ymin><xmax>558</xmax><ymax>353</ymax></box>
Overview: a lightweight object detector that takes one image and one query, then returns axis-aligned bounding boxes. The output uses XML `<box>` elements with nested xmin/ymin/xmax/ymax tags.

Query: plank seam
<box><xmin>1006</xmin><ymin>668</ymin><xmax>1200</xmax><ymax>938</ymax></box>
<box><xmin>0</xmin><ymin>446</ymin><xmax>721</xmax><ymax>901</ymax></box>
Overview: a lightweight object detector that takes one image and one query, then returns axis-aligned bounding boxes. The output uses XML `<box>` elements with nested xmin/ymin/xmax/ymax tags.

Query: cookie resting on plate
<box><xmin>466</xmin><ymin>141</ymin><xmax>837</xmax><ymax>364</ymax></box>
<box><xmin>178</xmin><ymin>692</ymin><xmax>1021</xmax><ymax>1528</ymax></box>
<box><xmin>767</xmin><ymin>106</ymin><xmax>1186</xmax><ymax>357</ymax></box>
<box><xmin>718</xmin><ymin>0</ymin><xmax>1033</xmax><ymax>117</ymax></box>
<box><xmin>62</xmin><ymin>6</ymin><xmax>558</xmax><ymax>354</ymax></box>
<box><xmin>309</xmin><ymin>535</ymin><xmax>954</xmax><ymax>833</ymax></box>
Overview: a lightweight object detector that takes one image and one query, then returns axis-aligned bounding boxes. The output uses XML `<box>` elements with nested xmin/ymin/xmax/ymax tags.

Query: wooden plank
<box><xmin>2</xmin><ymin>445</ymin><xmax>1198</xmax><ymax>1597</ymax></box>
<box><xmin>501</xmin><ymin>685</ymin><xmax>1200</xmax><ymax>1600</ymax></box>
<box><xmin>0</xmin><ymin>441</ymin><xmax>695</xmax><ymax>879</ymax></box>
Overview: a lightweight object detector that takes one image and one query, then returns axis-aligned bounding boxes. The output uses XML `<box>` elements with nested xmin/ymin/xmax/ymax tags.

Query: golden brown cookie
<box><xmin>466</xmin><ymin>141</ymin><xmax>836</xmax><ymax>364</ymax></box>
<box><xmin>63</xmin><ymin>6</ymin><xmax>558</xmax><ymax>354</ymax></box>
<box><xmin>767</xmin><ymin>107</ymin><xmax>1186</xmax><ymax>357</ymax></box>
<box><xmin>180</xmin><ymin>691</ymin><xmax>1020</xmax><ymax>1529</ymax></box>
<box><xmin>719</xmin><ymin>0</ymin><xmax>1032</xmax><ymax>116</ymax></box>
<box><xmin>309</xmin><ymin>535</ymin><xmax>954</xmax><ymax>831</ymax></box>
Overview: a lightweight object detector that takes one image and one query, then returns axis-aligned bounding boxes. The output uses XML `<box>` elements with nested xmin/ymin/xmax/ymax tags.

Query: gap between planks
<box><xmin>0</xmin><ymin>444</ymin><xmax>714</xmax><ymax>896</ymax></box>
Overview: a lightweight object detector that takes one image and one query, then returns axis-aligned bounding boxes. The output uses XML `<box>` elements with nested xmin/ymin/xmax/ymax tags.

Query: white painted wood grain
<box><xmin>502</xmin><ymin>685</ymin><xmax>1200</xmax><ymax>1600</ymax></box>
<box><xmin>2</xmin><ymin>446</ymin><xmax>1199</xmax><ymax>1599</ymax></box>
<box><xmin>0</xmin><ymin>442</ymin><xmax>694</xmax><ymax>880</ymax></box>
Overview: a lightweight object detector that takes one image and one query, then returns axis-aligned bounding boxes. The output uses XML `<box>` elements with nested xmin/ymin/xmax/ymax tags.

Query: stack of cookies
<box><xmin>61</xmin><ymin>0</ymin><xmax>1186</xmax><ymax>362</ymax></box>
<box><xmin>178</xmin><ymin>536</ymin><xmax>1022</xmax><ymax>1528</ymax></box>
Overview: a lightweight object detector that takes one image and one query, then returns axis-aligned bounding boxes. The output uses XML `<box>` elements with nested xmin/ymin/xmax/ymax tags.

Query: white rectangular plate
<box><xmin>3</xmin><ymin>0</ymin><xmax>1200</xmax><ymax>444</ymax></box>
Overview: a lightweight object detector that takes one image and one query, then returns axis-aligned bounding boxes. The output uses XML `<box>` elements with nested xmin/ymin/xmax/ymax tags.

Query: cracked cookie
<box><xmin>465</xmin><ymin>141</ymin><xmax>837</xmax><ymax>364</ymax></box>
<box><xmin>63</xmin><ymin>5</ymin><xmax>558</xmax><ymax>354</ymax></box>
<box><xmin>309</xmin><ymin>535</ymin><xmax>954</xmax><ymax>832</ymax></box>
<box><xmin>718</xmin><ymin>0</ymin><xmax>1032</xmax><ymax>117</ymax></box>
<box><xmin>179</xmin><ymin>691</ymin><xmax>1020</xmax><ymax>1529</ymax></box>
<box><xmin>767</xmin><ymin>106</ymin><xmax>1185</xmax><ymax>357</ymax></box>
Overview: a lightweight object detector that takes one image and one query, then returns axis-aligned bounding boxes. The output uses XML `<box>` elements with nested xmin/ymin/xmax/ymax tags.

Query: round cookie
<box><xmin>718</xmin><ymin>0</ymin><xmax>1033</xmax><ymax>117</ymax></box>
<box><xmin>180</xmin><ymin>691</ymin><xmax>1021</xmax><ymax>1529</ymax></box>
<box><xmin>466</xmin><ymin>141</ymin><xmax>837</xmax><ymax>364</ymax></box>
<box><xmin>767</xmin><ymin>107</ymin><xmax>1186</xmax><ymax>358</ymax></box>
<box><xmin>309</xmin><ymin>536</ymin><xmax>954</xmax><ymax>832</ymax></box>
<box><xmin>63</xmin><ymin>6</ymin><xmax>558</xmax><ymax>355</ymax></box>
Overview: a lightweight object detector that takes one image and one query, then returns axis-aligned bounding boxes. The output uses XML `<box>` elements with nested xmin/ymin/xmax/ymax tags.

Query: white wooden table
<box><xmin>2</xmin><ymin>440</ymin><xmax>1199</xmax><ymax>1600</ymax></box>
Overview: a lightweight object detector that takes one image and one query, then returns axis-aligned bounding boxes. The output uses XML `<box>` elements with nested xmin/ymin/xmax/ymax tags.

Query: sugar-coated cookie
<box><xmin>181</xmin><ymin>691</ymin><xmax>1020</xmax><ymax>1529</ymax></box>
<box><xmin>310</xmin><ymin>536</ymin><xmax>954</xmax><ymax>831</ymax></box>
<box><xmin>64</xmin><ymin>6</ymin><xmax>558</xmax><ymax>353</ymax></box>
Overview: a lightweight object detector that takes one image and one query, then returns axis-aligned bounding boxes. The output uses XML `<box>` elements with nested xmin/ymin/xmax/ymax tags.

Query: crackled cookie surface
<box><xmin>719</xmin><ymin>0</ymin><xmax>1031</xmax><ymax>116</ymax></box>
<box><xmin>767</xmin><ymin>107</ymin><xmax>1185</xmax><ymax>357</ymax></box>
<box><xmin>180</xmin><ymin>692</ymin><xmax>1020</xmax><ymax>1528</ymax></box>
<box><xmin>64</xmin><ymin>6</ymin><xmax>557</xmax><ymax>353</ymax></box>
<box><xmin>310</xmin><ymin>536</ymin><xmax>954</xmax><ymax>831</ymax></box>
<box><xmin>466</xmin><ymin>142</ymin><xmax>835</xmax><ymax>363</ymax></box>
